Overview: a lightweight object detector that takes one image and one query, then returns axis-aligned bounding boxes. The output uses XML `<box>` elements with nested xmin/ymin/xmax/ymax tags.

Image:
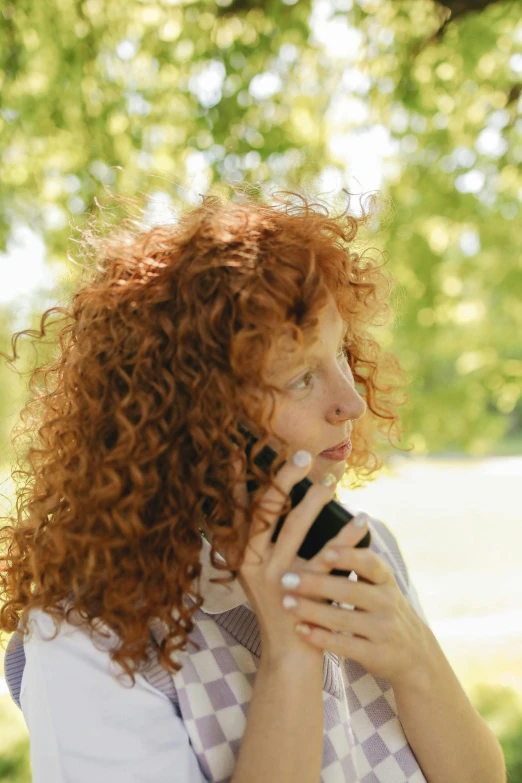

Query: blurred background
<box><xmin>1</xmin><ymin>0</ymin><xmax>521</xmax><ymax>780</ymax></box>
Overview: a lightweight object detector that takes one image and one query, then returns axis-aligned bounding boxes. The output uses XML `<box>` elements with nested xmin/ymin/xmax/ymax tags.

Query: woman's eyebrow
<box><xmin>298</xmin><ymin>319</ymin><xmax>349</xmax><ymax>361</ymax></box>
<box><xmin>268</xmin><ymin>319</ymin><xmax>348</xmax><ymax>377</ymax></box>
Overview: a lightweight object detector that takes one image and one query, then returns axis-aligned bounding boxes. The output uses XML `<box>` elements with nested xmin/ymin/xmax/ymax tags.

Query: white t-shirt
<box><xmin>20</xmin><ymin>537</ymin><xmax>246</xmax><ymax>782</ymax></box>
<box><xmin>21</xmin><ymin>608</ymin><xmax>206</xmax><ymax>783</ymax></box>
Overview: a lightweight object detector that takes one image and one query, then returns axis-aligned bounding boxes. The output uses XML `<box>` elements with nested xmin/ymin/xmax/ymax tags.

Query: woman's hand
<box><xmin>226</xmin><ymin>448</ymin><xmax>368</xmax><ymax>668</ymax></box>
<box><xmin>279</xmin><ymin>530</ymin><xmax>432</xmax><ymax>688</ymax></box>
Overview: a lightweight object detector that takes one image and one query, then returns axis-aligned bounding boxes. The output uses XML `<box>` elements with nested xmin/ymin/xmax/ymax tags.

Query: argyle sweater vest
<box><xmin>5</xmin><ymin>518</ymin><xmax>428</xmax><ymax>783</ymax></box>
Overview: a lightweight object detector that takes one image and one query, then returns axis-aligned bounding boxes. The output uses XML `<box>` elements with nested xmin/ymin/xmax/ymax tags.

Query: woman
<box><xmin>1</xmin><ymin>191</ymin><xmax>505</xmax><ymax>782</ymax></box>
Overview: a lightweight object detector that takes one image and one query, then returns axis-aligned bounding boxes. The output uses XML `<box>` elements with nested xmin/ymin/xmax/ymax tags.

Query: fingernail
<box><xmin>295</xmin><ymin>623</ymin><xmax>311</xmax><ymax>635</ymax></box>
<box><xmin>354</xmin><ymin>511</ymin><xmax>370</xmax><ymax>528</ymax></box>
<box><xmin>321</xmin><ymin>472</ymin><xmax>337</xmax><ymax>487</ymax></box>
<box><xmin>281</xmin><ymin>572</ymin><xmax>301</xmax><ymax>589</ymax></box>
<box><xmin>282</xmin><ymin>595</ymin><xmax>298</xmax><ymax>609</ymax></box>
<box><xmin>293</xmin><ymin>450</ymin><xmax>312</xmax><ymax>467</ymax></box>
<box><xmin>324</xmin><ymin>548</ymin><xmax>339</xmax><ymax>562</ymax></box>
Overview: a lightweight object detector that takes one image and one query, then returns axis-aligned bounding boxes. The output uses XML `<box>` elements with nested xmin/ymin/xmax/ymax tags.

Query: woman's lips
<box><xmin>319</xmin><ymin>439</ymin><xmax>352</xmax><ymax>461</ymax></box>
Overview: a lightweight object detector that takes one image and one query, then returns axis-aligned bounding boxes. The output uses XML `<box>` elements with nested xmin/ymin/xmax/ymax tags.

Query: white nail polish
<box><xmin>354</xmin><ymin>511</ymin><xmax>370</xmax><ymax>528</ymax></box>
<box><xmin>281</xmin><ymin>572</ymin><xmax>301</xmax><ymax>589</ymax></box>
<box><xmin>293</xmin><ymin>450</ymin><xmax>312</xmax><ymax>467</ymax></box>
<box><xmin>321</xmin><ymin>473</ymin><xmax>337</xmax><ymax>487</ymax></box>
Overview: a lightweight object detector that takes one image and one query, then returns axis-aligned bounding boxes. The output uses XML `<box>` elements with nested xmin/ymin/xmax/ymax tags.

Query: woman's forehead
<box><xmin>266</xmin><ymin>311</ymin><xmax>347</xmax><ymax>377</ymax></box>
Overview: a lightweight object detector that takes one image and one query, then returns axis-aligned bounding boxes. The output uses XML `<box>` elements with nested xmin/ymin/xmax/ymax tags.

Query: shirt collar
<box><xmin>187</xmin><ymin>534</ymin><xmax>252</xmax><ymax>615</ymax></box>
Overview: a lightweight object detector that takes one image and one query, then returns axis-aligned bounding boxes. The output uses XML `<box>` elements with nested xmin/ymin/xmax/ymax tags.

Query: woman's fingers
<box><xmin>280</xmin><ymin>551</ymin><xmax>390</xmax><ymax>610</ymax></box>
<box><xmin>236</xmin><ymin>448</ymin><xmax>315</xmax><ymax>553</ymax></box>
<box><xmin>286</xmin><ymin>572</ymin><xmax>376</xmax><ymax>612</ymax></box>
<box><xmin>309</xmin><ymin>546</ymin><xmax>392</xmax><ymax>588</ymax></box>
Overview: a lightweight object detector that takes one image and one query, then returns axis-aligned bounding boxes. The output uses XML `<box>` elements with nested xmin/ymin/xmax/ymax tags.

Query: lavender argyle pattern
<box><xmin>5</xmin><ymin>517</ymin><xmax>429</xmax><ymax>782</ymax></box>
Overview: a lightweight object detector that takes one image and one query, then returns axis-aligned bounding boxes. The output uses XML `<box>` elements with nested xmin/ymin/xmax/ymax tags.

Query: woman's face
<box><xmin>201</xmin><ymin>294</ymin><xmax>367</xmax><ymax>550</ymax></box>
<box><xmin>257</xmin><ymin>292</ymin><xmax>367</xmax><ymax>486</ymax></box>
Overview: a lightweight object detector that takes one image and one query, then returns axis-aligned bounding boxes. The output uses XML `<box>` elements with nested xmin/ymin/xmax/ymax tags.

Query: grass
<box><xmin>0</xmin><ymin>695</ymin><xmax>31</xmax><ymax>783</ymax></box>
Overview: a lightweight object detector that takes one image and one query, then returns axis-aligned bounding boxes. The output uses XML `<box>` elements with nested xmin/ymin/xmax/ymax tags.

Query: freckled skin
<box><xmin>201</xmin><ymin>293</ymin><xmax>367</xmax><ymax>549</ymax></box>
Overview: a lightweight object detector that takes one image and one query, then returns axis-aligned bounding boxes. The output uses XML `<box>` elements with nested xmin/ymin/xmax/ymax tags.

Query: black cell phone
<box><xmin>239</xmin><ymin>425</ymin><xmax>372</xmax><ymax>580</ymax></box>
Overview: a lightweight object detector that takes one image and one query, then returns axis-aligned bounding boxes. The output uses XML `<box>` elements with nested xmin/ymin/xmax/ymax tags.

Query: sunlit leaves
<box><xmin>0</xmin><ymin>0</ymin><xmax>521</xmax><ymax>455</ymax></box>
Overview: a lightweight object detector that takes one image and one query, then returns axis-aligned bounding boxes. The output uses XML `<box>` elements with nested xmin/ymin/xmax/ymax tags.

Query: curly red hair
<box><xmin>0</xmin><ymin>188</ymin><xmax>410</xmax><ymax>684</ymax></box>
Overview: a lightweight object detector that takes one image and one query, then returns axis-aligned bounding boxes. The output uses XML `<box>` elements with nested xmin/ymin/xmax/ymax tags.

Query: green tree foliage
<box><xmin>0</xmin><ymin>0</ymin><xmax>521</xmax><ymax>455</ymax></box>
<box><xmin>471</xmin><ymin>683</ymin><xmax>522</xmax><ymax>783</ymax></box>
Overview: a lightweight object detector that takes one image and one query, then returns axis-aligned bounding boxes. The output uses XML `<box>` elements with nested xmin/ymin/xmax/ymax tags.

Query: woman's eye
<box><xmin>291</xmin><ymin>348</ymin><xmax>347</xmax><ymax>390</ymax></box>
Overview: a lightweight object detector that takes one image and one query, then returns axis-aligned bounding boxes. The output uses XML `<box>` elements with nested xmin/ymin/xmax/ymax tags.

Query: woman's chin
<box><xmin>311</xmin><ymin>460</ymin><xmax>346</xmax><ymax>484</ymax></box>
